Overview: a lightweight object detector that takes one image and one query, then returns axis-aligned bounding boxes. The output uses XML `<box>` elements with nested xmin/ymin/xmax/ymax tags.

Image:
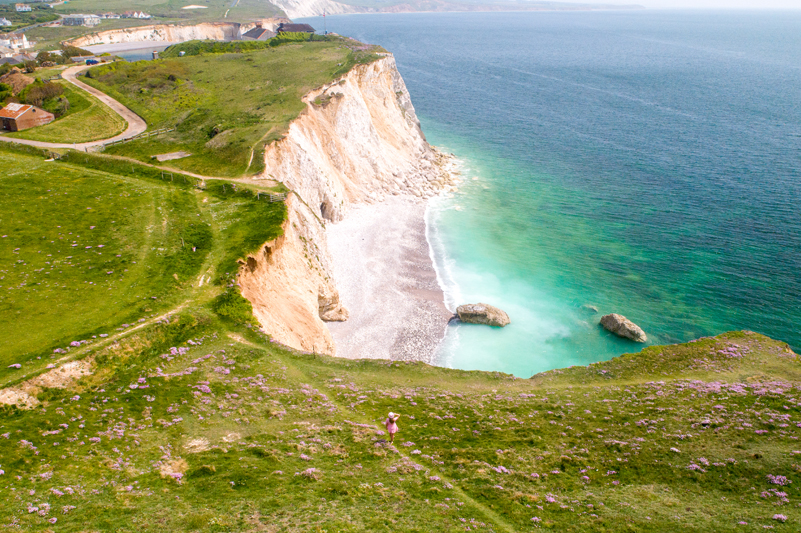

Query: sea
<box><xmin>301</xmin><ymin>11</ymin><xmax>801</xmax><ymax>377</ymax></box>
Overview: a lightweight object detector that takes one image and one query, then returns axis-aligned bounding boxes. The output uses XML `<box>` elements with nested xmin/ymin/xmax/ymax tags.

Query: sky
<box><xmin>593</xmin><ymin>0</ymin><xmax>801</xmax><ymax>7</ymax></box>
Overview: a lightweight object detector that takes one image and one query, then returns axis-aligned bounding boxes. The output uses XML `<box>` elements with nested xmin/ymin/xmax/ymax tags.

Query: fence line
<box><xmin>103</xmin><ymin>127</ymin><xmax>175</xmax><ymax>147</ymax></box>
<box><xmin>256</xmin><ymin>192</ymin><xmax>287</xmax><ymax>203</ymax></box>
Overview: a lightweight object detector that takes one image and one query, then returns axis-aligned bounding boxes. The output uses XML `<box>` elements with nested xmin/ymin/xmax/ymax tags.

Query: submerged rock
<box><xmin>600</xmin><ymin>313</ymin><xmax>647</xmax><ymax>342</ymax></box>
<box><xmin>580</xmin><ymin>304</ymin><xmax>599</xmax><ymax>314</ymax></box>
<box><xmin>456</xmin><ymin>303</ymin><xmax>510</xmax><ymax>327</ymax></box>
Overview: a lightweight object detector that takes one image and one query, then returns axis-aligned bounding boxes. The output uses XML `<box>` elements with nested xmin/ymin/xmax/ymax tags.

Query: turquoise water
<box><xmin>301</xmin><ymin>11</ymin><xmax>801</xmax><ymax>377</ymax></box>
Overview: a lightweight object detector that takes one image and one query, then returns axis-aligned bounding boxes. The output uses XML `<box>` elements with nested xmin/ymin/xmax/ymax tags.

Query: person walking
<box><xmin>385</xmin><ymin>412</ymin><xmax>400</xmax><ymax>444</ymax></box>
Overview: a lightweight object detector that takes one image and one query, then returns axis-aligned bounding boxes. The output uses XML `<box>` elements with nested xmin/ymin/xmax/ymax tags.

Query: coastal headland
<box><xmin>1</xmin><ymin>13</ymin><xmax>799</xmax><ymax>531</ymax></box>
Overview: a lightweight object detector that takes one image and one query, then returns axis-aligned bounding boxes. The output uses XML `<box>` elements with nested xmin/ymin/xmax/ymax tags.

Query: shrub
<box><xmin>0</xmin><ymin>82</ymin><xmax>11</xmax><ymax>103</ymax></box>
<box><xmin>212</xmin><ymin>288</ymin><xmax>253</xmax><ymax>325</ymax></box>
<box><xmin>19</xmin><ymin>80</ymin><xmax>64</xmax><ymax>108</ymax></box>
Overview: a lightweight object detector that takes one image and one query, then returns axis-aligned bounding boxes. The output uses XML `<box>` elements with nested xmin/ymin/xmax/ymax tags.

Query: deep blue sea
<box><xmin>300</xmin><ymin>11</ymin><xmax>801</xmax><ymax>377</ymax></box>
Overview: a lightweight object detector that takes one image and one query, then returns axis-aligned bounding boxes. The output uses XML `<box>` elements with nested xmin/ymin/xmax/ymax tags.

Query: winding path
<box><xmin>0</xmin><ymin>64</ymin><xmax>148</xmax><ymax>150</ymax></box>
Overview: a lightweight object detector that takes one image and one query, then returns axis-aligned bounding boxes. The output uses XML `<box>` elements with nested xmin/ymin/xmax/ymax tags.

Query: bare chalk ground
<box><xmin>326</xmin><ymin>197</ymin><xmax>451</xmax><ymax>364</ymax></box>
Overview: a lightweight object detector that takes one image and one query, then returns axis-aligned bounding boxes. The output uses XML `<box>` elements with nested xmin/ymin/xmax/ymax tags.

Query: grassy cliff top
<box><xmin>1</xmin><ymin>261</ymin><xmax>799</xmax><ymax>533</ymax></box>
<box><xmin>80</xmin><ymin>36</ymin><xmax>386</xmax><ymax>178</ymax></box>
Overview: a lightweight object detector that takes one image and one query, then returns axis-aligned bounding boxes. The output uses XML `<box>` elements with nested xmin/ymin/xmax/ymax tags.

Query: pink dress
<box><xmin>385</xmin><ymin>418</ymin><xmax>399</xmax><ymax>436</ymax></box>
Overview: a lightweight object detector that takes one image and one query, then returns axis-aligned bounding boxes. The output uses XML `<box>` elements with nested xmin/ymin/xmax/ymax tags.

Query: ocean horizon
<box><xmin>302</xmin><ymin>10</ymin><xmax>801</xmax><ymax>377</ymax></box>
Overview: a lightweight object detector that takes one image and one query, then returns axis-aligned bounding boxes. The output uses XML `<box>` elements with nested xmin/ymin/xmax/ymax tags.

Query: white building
<box><xmin>0</xmin><ymin>34</ymin><xmax>31</xmax><ymax>51</ymax></box>
<box><xmin>0</xmin><ymin>18</ymin><xmax>12</xmax><ymax>27</ymax></box>
<box><xmin>62</xmin><ymin>14</ymin><xmax>101</xmax><ymax>27</ymax></box>
<box><xmin>15</xmin><ymin>4</ymin><xmax>31</xmax><ymax>12</ymax></box>
<box><xmin>122</xmin><ymin>11</ymin><xmax>151</xmax><ymax>19</ymax></box>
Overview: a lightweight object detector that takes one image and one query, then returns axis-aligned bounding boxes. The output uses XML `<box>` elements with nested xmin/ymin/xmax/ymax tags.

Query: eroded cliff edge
<box><xmin>67</xmin><ymin>20</ymin><xmax>287</xmax><ymax>47</ymax></box>
<box><xmin>239</xmin><ymin>55</ymin><xmax>455</xmax><ymax>355</ymax></box>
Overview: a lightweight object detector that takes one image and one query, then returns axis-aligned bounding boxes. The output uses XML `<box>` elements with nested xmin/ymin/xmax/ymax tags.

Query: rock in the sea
<box><xmin>456</xmin><ymin>303</ymin><xmax>510</xmax><ymax>327</ymax></box>
<box><xmin>580</xmin><ymin>304</ymin><xmax>599</xmax><ymax>314</ymax></box>
<box><xmin>600</xmin><ymin>314</ymin><xmax>647</xmax><ymax>342</ymax></box>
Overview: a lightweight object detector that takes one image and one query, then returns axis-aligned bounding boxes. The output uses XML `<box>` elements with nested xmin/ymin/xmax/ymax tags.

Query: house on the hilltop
<box><xmin>276</xmin><ymin>23</ymin><xmax>315</xmax><ymax>34</ymax></box>
<box><xmin>122</xmin><ymin>11</ymin><xmax>151</xmax><ymax>19</ymax></box>
<box><xmin>63</xmin><ymin>14</ymin><xmax>101</xmax><ymax>27</ymax></box>
<box><xmin>0</xmin><ymin>103</ymin><xmax>54</xmax><ymax>132</ymax></box>
<box><xmin>15</xmin><ymin>4</ymin><xmax>31</xmax><ymax>12</ymax></box>
<box><xmin>242</xmin><ymin>23</ymin><xmax>276</xmax><ymax>41</ymax></box>
<box><xmin>0</xmin><ymin>17</ymin><xmax>12</xmax><ymax>27</ymax></box>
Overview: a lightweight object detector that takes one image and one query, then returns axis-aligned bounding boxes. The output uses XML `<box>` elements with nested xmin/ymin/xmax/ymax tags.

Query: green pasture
<box><xmin>0</xmin><ymin>148</ymin><xmax>208</xmax><ymax>368</ymax></box>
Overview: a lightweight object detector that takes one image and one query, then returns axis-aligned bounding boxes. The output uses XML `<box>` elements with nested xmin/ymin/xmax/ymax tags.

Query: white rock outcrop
<box><xmin>270</xmin><ymin>0</ymin><xmax>355</xmax><ymax>18</ymax></box>
<box><xmin>260</xmin><ymin>56</ymin><xmax>451</xmax><ymax>223</ymax></box>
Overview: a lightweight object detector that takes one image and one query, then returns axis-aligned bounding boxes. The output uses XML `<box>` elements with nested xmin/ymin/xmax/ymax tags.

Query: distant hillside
<box><xmin>271</xmin><ymin>0</ymin><xmax>644</xmax><ymax>18</ymax></box>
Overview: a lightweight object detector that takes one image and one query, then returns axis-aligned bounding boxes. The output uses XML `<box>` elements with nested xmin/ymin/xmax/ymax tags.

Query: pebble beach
<box><xmin>326</xmin><ymin>197</ymin><xmax>452</xmax><ymax>364</ymax></box>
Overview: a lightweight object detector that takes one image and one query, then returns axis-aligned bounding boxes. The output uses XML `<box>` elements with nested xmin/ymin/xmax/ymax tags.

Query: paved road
<box><xmin>0</xmin><ymin>64</ymin><xmax>148</xmax><ymax>150</ymax></box>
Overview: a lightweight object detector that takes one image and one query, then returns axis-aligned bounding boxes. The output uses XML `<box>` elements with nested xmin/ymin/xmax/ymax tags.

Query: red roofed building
<box><xmin>0</xmin><ymin>103</ymin><xmax>54</xmax><ymax>131</ymax></box>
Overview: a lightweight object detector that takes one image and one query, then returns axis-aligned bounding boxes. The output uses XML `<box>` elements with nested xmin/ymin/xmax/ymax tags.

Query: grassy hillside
<box><xmin>1</xmin><ymin>305</ymin><xmax>799</xmax><ymax>531</ymax></box>
<box><xmin>20</xmin><ymin>0</ymin><xmax>281</xmax><ymax>50</ymax></box>
<box><xmin>53</xmin><ymin>0</ymin><xmax>282</xmax><ymax>22</ymax></box>
<box><xmin>81</xmin><ymin>38</ymin><xmax>384</xmax><ymax>177</ymax></box>
<box><xmin>0</xmin><ymin>147</ymin><xmax>799</xmax><ymax>533</ymax></box>
<box><xmin>0</xmin><ymin>3</ymin><xmax>58</xmax><ymax>33</ymax></box>
<box><xmin>0</xmin><ymin>144</ymin><xmax>286</xmax><ymax>382</ymax></box>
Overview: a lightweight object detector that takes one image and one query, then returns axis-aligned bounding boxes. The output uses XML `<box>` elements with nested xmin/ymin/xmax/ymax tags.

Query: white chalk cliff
<box><xmin>240</xmin><ymin>56</ymin><xmax>453</xmax><ymax>354</ymax></box>
<box><xmin>68</xmin><ymin>20</ymin><xmax>287</xmax><ymax>47</ymax></box>
<box><xmin>269</xmin><ymin>0</ymin><xmax>355</xmax><ymax>18</ymax></box>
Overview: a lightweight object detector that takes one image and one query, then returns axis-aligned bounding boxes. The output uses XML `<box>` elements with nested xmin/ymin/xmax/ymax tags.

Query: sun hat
<box><xmin>388</xmin><ymin>412</ymin><xmax>396</xmax><ymax>419</ymax></box>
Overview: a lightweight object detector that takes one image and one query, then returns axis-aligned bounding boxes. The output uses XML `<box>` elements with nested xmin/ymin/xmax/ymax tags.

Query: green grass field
<box><xmin>0</xmin><ymin>144</ymin><xmax>285</xmax><ymax>384</ymax></box>
<box><xmin>82</xmin><ymin>39</ymin><xmax>383</xmax><ymax>177</ymax></box>
<box><xmin>7</xmin><ymin>83</ymin><xmax>127</xmax><ymax>143</ymax></box>
<box><xmin>0</xmin><ymin>3</ymin><xmax>58</xmax><ymax>33</ymax></box>
<box><xmin>53</xmin><ymin>0</ymin><xmax>281</xmax><ymax>22</ymax></box>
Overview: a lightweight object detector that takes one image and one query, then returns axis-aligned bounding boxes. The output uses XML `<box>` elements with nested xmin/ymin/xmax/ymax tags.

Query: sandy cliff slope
<box><xmin>239</xmin><ymin>194</ymin><xmax>346</xmax><ymax>355</ymax></box>
<box><xmin>241</xmin><ymin>56</ymin><xmax>454</xmax><ymax>354</ymax></box>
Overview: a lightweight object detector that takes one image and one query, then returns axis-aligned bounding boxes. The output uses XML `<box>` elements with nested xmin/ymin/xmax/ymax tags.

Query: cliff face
<box><xmin>269</xmin><ymin>0</ymin><xmax>355</xmax><ymax>18</ymax></box>
<box><xmin>261</xmin><ymin>56</ymin><xmax>450</xmax><ymax>223</ymax></box>
<box><xmin>67</xmin><ymin>22</ymin><xmax>284</xmax><ymax>47</ymax></box>
<box><xmin>240</xmin><ymin>56</ymin><xmax>452</xmax><ymax>354</ymax></box>
<box><xmin>238</xmin><ymin>194</ymin><xmax>346</xmax><ymax>354</ymax></box>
